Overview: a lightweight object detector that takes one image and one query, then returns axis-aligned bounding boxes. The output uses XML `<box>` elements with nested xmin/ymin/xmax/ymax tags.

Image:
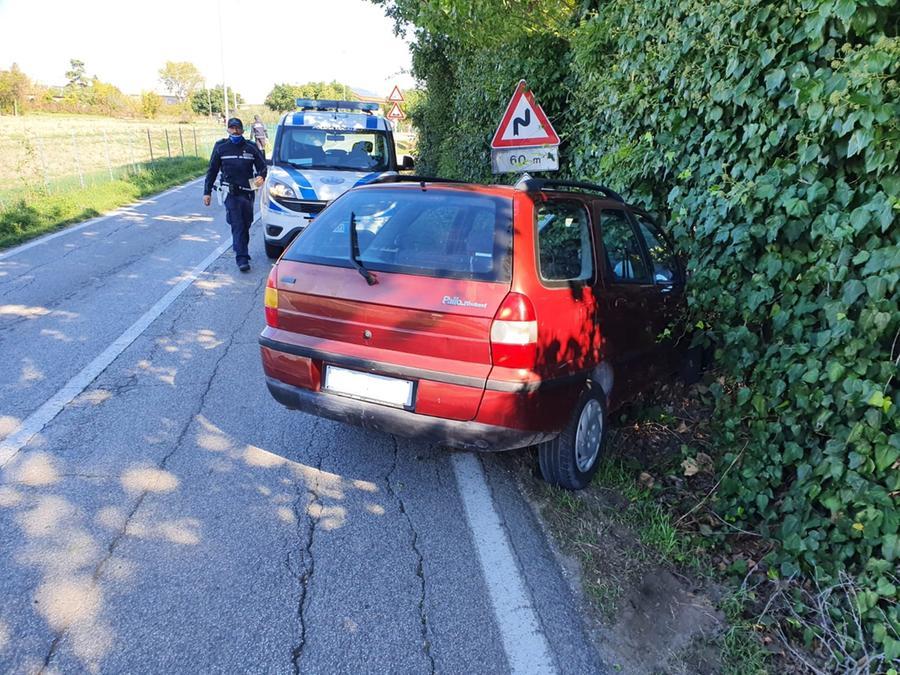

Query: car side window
<box><xmin>536</xmin><ymin>200</ymin><xmax>594</xmax><ymax>283</ymax></box>
<box><xmin>633</xmin><ymin>213</ymin><xmax>679</xmax><ymax>284</ymax></box>
<box><xmin>600</xmin><ymin>209</ymin><xmax>651</xmax><ymax>283</ymax></box>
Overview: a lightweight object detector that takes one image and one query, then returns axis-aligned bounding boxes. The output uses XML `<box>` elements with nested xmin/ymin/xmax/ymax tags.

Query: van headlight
<box><xmin>268</xmin><ymin>181</ymin><xmax>297</xmax><ymax>199</ymax></box>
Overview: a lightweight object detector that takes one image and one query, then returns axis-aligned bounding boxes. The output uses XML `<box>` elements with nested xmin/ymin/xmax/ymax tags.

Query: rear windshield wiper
<box><xmin>349</xmin><ymin>212</ymin><xmax>378</xmax><ymax>285</ymax></box>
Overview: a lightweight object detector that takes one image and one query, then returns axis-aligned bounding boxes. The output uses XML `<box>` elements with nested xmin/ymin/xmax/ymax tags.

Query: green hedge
<box><xmin>379</xmin><ymin>0</ymin><xmax>899</xmax><ymax>660</ymax></box>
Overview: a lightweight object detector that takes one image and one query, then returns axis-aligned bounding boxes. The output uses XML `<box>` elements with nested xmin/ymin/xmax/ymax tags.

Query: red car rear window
<box><xmin>282</xmin><ymin>188</ymin><xmax>512</xmax><ymax>282</ymax></box>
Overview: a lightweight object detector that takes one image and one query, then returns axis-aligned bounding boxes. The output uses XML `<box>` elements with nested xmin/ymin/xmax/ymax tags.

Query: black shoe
<box><xmin>238</xmin><ymin>262</ymin><xmax>250</xmax><ymax>272</ymax></box>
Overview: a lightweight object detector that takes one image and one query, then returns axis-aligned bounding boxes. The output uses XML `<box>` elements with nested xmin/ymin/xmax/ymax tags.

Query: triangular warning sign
<box><xmin>491</xmin><ymin>80</ymin><xmax>560</xmax><ymax>148</ymax></box>
<box><xmin>386</xmin><ymin>101</ymin><xmax>405</xmax><ymax>120</ymax></box>
<box><xmin>388</xmin><ymin>85</ymin><xmax>404</xmax><ymax>102</ymax></box>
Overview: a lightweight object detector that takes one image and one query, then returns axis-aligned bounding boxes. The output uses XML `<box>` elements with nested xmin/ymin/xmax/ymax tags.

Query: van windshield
<box><xmin>276</xmin><ymin>127</ymin><xmax>391</xmax><ymax>171</ymax></box>
<box><xmin>283</xmin><ymin>188</ymin><xmax>512</xmax><ymax>282</ymax></box>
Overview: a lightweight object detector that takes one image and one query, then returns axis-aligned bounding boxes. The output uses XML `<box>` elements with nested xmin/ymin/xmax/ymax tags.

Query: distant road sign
<box><xmin>386</xmin><ymin>102</ymin><xmax>405</xmax><ymax>120</ymax></box>
<box><xmin>388</xmin><ymin>85</ymin><xmax>404</xmax><ymax>102</ymax></box>
<box><xmin>491</xmin><ymin>80</ymin><xmax>560</xmax><ymax>149</ymax></box>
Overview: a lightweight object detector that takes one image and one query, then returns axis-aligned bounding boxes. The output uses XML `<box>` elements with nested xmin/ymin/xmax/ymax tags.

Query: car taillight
<box><xmin>490</xmin><ymin>292</ymin><xmax>537</xmax><ymax>369</ymax></box>
<box><xmin>264</xmin><ymin>266</ymin><xmax>279</xmax><ymax>328</ymax></box>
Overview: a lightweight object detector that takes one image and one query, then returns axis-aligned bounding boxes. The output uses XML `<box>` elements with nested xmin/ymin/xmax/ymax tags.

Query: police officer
<box><xmin>203</xmin><ymin>117</ymin><xmax>267</xmax><ymax>272</ymax></box>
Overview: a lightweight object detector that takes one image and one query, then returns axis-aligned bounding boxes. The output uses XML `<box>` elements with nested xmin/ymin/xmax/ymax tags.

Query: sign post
<box><xmin>490</xmin><ymin>80</ymin><xmax>559</xmax><ymax>174</ymax></box>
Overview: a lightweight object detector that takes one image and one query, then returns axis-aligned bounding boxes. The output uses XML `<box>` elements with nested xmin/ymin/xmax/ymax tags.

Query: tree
<box><xmin>264</xmin><ymin>83</ymin><xmax>299</xmax><ymax>111</ymax></box>
<box><xmin>158</xmin><ymin>61</ymin><xmax>203</xmax><ymax>103</ymax></box>
<box><xmin>191</xmin><ymin>85</ymin><xmax>243</xmax><ymax>115</ymax></box>
<box><xmin>371</xmin><ymin>0</ymin><xmax>577</xmax><ymax>45</ymax></box>
<box><xmin>91</xmin><ymin>78</ymin><xmax>126</xmax><ymax>115</ymax></box>
<box><xmin>264</xmin><ymin>81</ymin><xmax>357</xmax><ymax>111</ymax></box>
<box><xmin>65</xmin><ymin>58</ymin><xmax>88</xmax><ymax>89</ymax></box>
<box><xmin>141</xmin><ymin>91</ymin><xmax>161</xmax><ymax>118</ymax></box>
<box><xmin>0</xmin><ymin>63</ymin><xmax>31</xmax><ymax>114</ymax></box>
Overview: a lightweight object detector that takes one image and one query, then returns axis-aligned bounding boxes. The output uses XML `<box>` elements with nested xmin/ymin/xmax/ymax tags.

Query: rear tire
<box><xmin>265</xmin><ymin>241</ymin><xmax>284</xmax><ymax>259</ymax></box>
<box><xmin>538</xmin><ymin>384</ymin><xmax>607</xmax><ymax>490</ymax></box>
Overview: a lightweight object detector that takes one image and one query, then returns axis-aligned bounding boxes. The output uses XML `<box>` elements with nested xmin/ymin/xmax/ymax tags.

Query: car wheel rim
<box><xmin>575</xmin><ymin>399</ymin><xmax>603</xmax><ymax>473</ymax></box>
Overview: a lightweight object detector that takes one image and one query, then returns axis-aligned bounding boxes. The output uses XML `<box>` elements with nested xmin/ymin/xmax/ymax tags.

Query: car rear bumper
<box><xmin>264</xmin><ymin>376</ymin><xmax>556</xmax><ymax>452</ymax></box>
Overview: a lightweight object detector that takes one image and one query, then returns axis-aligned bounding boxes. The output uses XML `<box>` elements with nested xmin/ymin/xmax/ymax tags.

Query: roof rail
<box><xmin>515</xmin><ymin>177</ymin><xmax>624</xmax><ymax>203</ymax></box>
<box><xmin>295</xmin><ymin>99</ymin><xmax>380</xmax><ymax>114</ymax></box>
<box><xmin>372</xmin><ymin>174</ymin><xmax>469</xmax><ymax>186</ymax></box>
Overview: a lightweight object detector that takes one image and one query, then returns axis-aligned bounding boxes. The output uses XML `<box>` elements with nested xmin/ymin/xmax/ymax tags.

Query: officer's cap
<box><xmin>226</xmin><ymin>117</ymin><xmax>244</xmax><ymax>131</ymax></box>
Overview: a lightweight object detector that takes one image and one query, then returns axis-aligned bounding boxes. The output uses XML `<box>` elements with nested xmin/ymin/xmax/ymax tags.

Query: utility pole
<box><xmin>218</xmin><ymin>0</ymin><xmax>229</xmax><ymax>122</ymax></box>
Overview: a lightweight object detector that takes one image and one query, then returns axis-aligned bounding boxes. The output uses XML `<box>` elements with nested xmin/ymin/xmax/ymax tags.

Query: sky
<box><xmin>0</xmin><ymin>0</ymin><xmax>416</xmax><ymax>103</ymax></box>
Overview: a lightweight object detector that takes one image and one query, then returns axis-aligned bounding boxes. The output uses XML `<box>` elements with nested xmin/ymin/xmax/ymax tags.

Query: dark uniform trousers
<box><xmin>225</xmin><ymin>189</ymin><xmax>254</xmax><ymax>264</ymax></box>
<box><xmin>203</xmin><ymin>137</ymin><xmax>267</xmax><ymax>267</ymax></box>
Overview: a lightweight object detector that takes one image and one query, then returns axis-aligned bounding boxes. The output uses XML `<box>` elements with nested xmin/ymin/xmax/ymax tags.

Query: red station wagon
<box><xmin>259</xmin><ymin>176</ymin><xmax>689</xmax><ymax>489</ymax></box>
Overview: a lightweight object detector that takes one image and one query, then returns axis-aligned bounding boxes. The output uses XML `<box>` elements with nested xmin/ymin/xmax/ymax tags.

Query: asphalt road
<box><xmin>0</xmin><ymin>179</ymin><xmax>605</xmax><ymax>674</ymax></box>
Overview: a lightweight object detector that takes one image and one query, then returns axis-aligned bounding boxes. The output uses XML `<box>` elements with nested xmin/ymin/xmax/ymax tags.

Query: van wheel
<box><xmin>538</xmin><ymin>385</ymin><xmax>607</xmax><ymax>490</ymax></box>
<box><xmin>265</xmin><ymin>241</ymin><xmax>283</xmax><ymax>259</ymax></box>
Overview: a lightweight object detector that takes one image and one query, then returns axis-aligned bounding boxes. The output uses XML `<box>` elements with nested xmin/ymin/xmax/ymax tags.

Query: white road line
<box><xmin>0</xmin><ymin>236</ymin><xmax>231</xmax><ymax>468</ymax></box>
<box><xmin>451</xmin><ymin>453</ymin><xmax>557</xmax><ymax>675</ymax></box>
<box><xmin>0</xmin><ymin>177</ymin><xmax>205</xmax><ymax>261</ymax></box>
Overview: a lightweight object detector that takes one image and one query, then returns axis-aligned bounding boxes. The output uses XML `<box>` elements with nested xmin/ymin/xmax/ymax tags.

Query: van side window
<box><xmin>633</xmin><ymin>214</ymin><xmax>679</xmax><ymax>284</ymax></box>
<box><xmin>536</xmin><ymin>201</ymin><xmax>594</xmax><ymax>283</ymax></box>
<box><xmin>600</xmin><ymin>209</ymin><xmax>650</xmax><ymax>283</ymax></box>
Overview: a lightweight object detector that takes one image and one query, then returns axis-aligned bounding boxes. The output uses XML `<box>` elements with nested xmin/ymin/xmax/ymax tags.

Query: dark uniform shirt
<box><xmin>203</xmin><ymin>137</ymin><xmax>267</xmax><ymax>195</ymax></box>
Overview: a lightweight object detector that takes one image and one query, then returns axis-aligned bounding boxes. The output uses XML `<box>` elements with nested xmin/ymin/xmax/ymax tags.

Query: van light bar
<box><xmin>295</xmin><ymin>99</ymin><xmax>379</xmax><ymax>113</ymax></box>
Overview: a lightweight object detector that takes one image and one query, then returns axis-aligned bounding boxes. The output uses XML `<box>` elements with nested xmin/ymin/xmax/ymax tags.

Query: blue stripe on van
<box><xmin>365</xmin><ymin>116</ymin><xmax>378</xmax><ymax>130</ymax></box>
<box><xmin>353</xmin><ymin>172</ymin><xmax>383</xmax><ymax>187</ymax></box>
<box><xmin>291</xmin><ymin>112</ymin><xmax>305</xmax><ymax>125</ymax></box>
<box><xmin>266</xmin><ymin>198</ymin><xmax>287</xmax><ymax>213</ymax></box>
<box><xmin>281</xmin><ymin>167</ymin><xmax>318</xmax><ymax>200</ymax></box>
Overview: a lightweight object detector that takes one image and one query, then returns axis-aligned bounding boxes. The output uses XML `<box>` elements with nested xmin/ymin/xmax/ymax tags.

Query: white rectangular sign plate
<box><xmin>491</xmin><ymin>146</ymin><xmax>559</xmax><ymax>174</ymax></box>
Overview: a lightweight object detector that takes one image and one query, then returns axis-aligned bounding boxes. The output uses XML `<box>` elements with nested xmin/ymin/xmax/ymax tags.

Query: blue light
<box><xmin>295</xmin><ymin>99</ymin><xmax>380</xmax><ymax>112</ymax></box>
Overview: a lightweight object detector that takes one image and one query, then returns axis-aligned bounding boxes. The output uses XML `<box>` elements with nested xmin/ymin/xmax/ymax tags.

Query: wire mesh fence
<box><xmin>0</xmin><ymin>122</ymin><xmax>232</xmax><ymax>206</ymax></box>
<box><xmin>0</xmin><ymin>117</ymin><xmax>411</xmax><ymax>208</ymax></box>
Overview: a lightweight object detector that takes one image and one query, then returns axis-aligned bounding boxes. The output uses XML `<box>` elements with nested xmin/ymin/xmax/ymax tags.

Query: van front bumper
<box><xmin>264</xmin><ymin>376</ymin><xmax>556</xmax><ymax>452</ymax></box>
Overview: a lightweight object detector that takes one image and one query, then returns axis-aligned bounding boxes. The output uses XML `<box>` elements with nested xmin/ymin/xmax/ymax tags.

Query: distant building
<box><xmin>349</xmin><ymin>87</ymin><xmax>386</xmax><ymax>110</ymax></box>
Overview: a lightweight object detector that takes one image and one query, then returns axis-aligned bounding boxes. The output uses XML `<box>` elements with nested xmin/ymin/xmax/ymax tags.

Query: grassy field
<box><xmin>0</xmin><ymin>111</ymin><xmax>416</xmax><ymax>249</ymax></box>
<box><xmin>0</xmin><ymin>112</ymin><xmax>415</xmax><ymax>203</ymax></box>
<box><xmin>0</xmin><ymin>156</ymin><xmax>207</xmax><ymax>249</ymax></box>
<box><xmin>0</xmin><ymin>114</ymin><xmax>224</xmax><ymax>203</ymax></box>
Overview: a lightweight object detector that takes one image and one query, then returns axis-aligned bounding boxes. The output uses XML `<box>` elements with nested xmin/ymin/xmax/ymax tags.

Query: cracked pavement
<box><xmin>0</xmin><ymin>181</ymin><xmax>606</xmax><ymax>673</ymax></box>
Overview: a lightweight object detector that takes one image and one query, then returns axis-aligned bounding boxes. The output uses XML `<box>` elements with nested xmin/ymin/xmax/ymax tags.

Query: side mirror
<box><xmin>266</xmin><ymin>158</ymin><xmax>273</xmax><ymax>166</ymax></box>
<box><xmin>400</xmin><ymin>155</ymin><xmax>415</xmax><ymax>171</ymax></box>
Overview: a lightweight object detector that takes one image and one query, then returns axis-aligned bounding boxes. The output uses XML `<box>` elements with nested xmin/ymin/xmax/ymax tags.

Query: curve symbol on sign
<box><xmin>512</xmin><ymin>109</ymin><xmax>531</xmax><ymax>137</ymax></box>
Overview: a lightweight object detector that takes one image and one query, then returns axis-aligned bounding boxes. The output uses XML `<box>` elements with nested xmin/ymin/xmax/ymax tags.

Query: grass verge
<box><xmin>512</xmin><ymin>376</ymin><xmax>892</xmax><ymax>672</ymax></box>
<box><xmin>507</xmin><ymin>380</ymin><xmax>780</xmax><ymax>673</ymax></box>
<box><xmin>0</xmin><ymin>156</ymin><xmax>207</xmax><ymax>249</ymax></box>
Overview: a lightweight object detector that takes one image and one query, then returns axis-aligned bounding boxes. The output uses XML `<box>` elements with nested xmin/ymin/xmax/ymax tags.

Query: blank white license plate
<box><xmin>323</xmin><ymin>366</ymin><xmax>414</xmax><ymax>408</ymax></box>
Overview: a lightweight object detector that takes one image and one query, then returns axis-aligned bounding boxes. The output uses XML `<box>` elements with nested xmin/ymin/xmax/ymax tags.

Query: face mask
<box><xmin>228</xmin><ymin>134</ymin><xmax>243</xmax><ymax>144</ymax></box>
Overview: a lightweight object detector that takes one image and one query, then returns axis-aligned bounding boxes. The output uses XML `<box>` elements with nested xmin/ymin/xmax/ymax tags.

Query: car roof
<box><xmin>354</xmin><ymin>179</ymin><xmax>640</xmax><ymax>209</ymax></box>
<box><xmin>354</xmin><ymin>180</ymin><xmax>516</xmax><ymax>199</ymax></box>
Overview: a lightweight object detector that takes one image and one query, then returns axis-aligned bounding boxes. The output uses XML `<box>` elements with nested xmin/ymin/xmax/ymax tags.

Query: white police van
<box><xmin>261</xmin><ymin>99</ymin><xmax>414</xmax><ymax>258</ymax></box>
